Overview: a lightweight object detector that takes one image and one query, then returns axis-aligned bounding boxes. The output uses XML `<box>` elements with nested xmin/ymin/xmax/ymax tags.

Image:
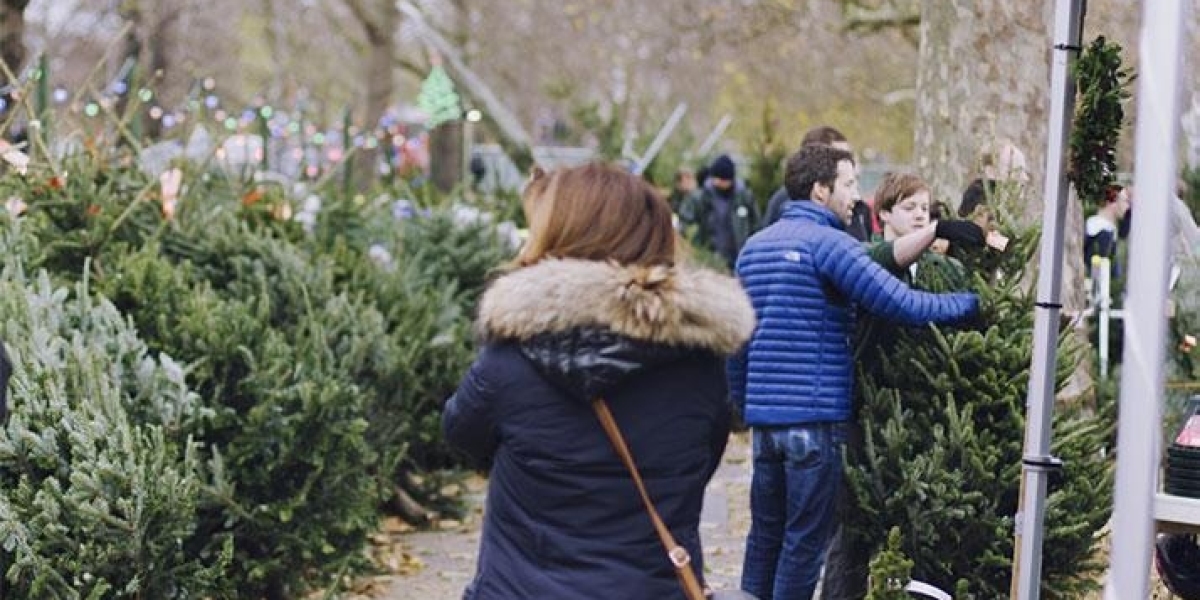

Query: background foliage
<box><xmin>0</xmin><ymin>146</ymin><xmax>514</xmax><ymax>597</ymax></box>
<box><xmin>851</xmin><ymin>185</ymin><xmax>1113</xmax><ymax>599</ymax></box>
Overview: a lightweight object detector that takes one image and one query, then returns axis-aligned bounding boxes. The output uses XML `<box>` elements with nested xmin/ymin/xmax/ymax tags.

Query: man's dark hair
<box><xmin>784</xmin><ymin>144</ymin><xmax>854</xmax><ymax>201</ymax></box>
<box><xmin>801</xmin><ymin>125</ymin><xmax>848</xmax><ymax>148</ymax></box>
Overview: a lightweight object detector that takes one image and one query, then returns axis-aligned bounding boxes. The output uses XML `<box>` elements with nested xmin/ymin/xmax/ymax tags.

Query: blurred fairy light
<box><xmin>84</xmin><ymin>103</ymin><xmax>99</xmax><ymax>117</ymax></box>
<box><xmin>52</xmin><ymin>88</ymin><xmax>68</xmax><ymax>104</ymax></box>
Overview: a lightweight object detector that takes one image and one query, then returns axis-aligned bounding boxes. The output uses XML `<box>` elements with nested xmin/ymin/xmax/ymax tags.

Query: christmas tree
<box><xmin>0</xmin><ymin>251</ymin><xmax>230</xmax><ymax>597</ymax></box>
<box><xmin>417</xmin><ymin>65</ymin><xmax>462</xmax><ymax>130</ymax></box>
<box><xmin>866</xmin><ymin>528</ymin><xmax>915</xmax><ymax>600</ymax></box>
<box><xmin>847</xmin><ymin>183</ymin><xmax>1113</xmax><ymax>598</ymax></box>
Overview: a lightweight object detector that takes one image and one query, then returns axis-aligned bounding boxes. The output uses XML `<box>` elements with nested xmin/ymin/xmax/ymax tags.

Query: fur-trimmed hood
<box><xmin>477</xmin><ymin>259</ymin><xmax>755</xmax><ymax>356</ymax></box>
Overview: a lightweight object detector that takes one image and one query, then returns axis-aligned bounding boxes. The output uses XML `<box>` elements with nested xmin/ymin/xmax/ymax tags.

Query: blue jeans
<box><xmin>741</xmin><ymin>423</ymin><xmax>846</xmax><ymax>600</ymax></box>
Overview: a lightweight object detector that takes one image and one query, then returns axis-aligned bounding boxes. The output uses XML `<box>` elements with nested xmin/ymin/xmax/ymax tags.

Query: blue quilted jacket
<box><xmin>728</xmin><ymin>200</ymin><xmax>979</xmax><ymax>425</ymax></box>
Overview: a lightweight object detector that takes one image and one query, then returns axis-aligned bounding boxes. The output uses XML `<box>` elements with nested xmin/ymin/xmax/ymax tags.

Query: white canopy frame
<box><xmin>1104</xmin><ymin>0</ymin><xmax>1189</xmax><ymax>598</ymax></box>
<box><xmin>1014</xmin><ymin>1</ymin><xmax>1191</xmax><ymax>598</ymax></box>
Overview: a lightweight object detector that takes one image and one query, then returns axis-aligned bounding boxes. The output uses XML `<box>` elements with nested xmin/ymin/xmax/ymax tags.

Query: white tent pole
<box><xmin>1012</xmin><ymin>0</ymin><xmax>1083</xmax><ymax>597</ymax></box>
<box><xmin>691</xmin><ymin>114</ymin><xmax>733</xmax><ymax>160</ymax></box>
<box><xmin>1105</xmin><ymin>0</ymin><xmax>1187</xmax><ymax>597</ymax></box>
<box><xmin>1099</xmin><ymin>258</ymin><xmax>1111</xmax><ymax>380</ymax></box>
<box><xmin>633</xmin><ymin>103</ymin><xmax>688</xmax><ymax>176</ymax></box>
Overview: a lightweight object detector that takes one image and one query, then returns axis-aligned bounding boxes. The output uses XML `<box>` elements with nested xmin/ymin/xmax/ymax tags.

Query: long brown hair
<box><xmin>515</xmin><ymin>163</ymin><xmax>676</xmax><ymax>267</ymax></box>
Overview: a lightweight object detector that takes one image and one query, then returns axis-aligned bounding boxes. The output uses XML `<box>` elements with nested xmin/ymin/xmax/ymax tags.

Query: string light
<box><xmin>22</xmin><ymin>70</ymin><xmax>441</xmax><ymax>180</ymax></box>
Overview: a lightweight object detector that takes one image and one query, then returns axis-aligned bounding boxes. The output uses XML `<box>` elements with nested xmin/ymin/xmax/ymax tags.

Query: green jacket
<box><xmin>865</xmin><ymin>239</ymin><xmax>970</xmax><ymax>292</ymax></box>
<box><xmin>678</xmin><ymin>182</ymin><xmax>759</xmax><ymax>267</ymax></box>
<box><xmin>856</xmin><ymin>239</ymin><xmax>971</xmax><ymax>365</ymax></box>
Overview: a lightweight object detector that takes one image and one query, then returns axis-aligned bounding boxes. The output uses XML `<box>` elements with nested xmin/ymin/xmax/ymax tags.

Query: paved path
<box><xmin>369</xmin><ymin>432</ymin><xmax>754</xmax><ymax>599</ymax></box>
<box><xmin>352</xmin><ymin>432</ymin><xmax>1174</xmax><ymax>600</ymax></box>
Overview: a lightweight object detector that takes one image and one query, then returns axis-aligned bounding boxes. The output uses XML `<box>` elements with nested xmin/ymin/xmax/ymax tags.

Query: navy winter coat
<box><xmin>443</xmin><ymin>259</ymin><xmax>755</xmax><ymax>600</ymax></box>
<box><xmin>727</xmin><ymin>200</ymin><xmax>979</xmax><ymax>426</ymax></box>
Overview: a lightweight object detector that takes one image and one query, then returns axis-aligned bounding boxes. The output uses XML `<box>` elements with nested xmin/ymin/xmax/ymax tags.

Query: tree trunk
<box><xmin>0</xmin><ymin>0</ymin><xmax>28</xmax><ymax>78</ymax></box>
<box><xmin>352</xmin><ymin>0</ymin><xmax>397</xmax><ymax>191</ymax></box>
<box><xmin>116</xmin><ymin>0</ymin><xmax>142</xmax><ymax>138</ymax></box>
<box><xmin>914</xmin><ymin>1</ymin><xmax>1085</xmax><ymax>311</ymax></box>
<box><xmin>144</xmin><ymin>5</ymin><xmax>179</xmax><ymax>140</ymax></box>
<box><xmin>429</xmin><ymin>121</ymin><xmax>462</xmax><ymax>192</ymax></box>
<box><xmin>428</xmin><ymin>2</ymin><xmax>469</xmax><ymax>192</ymax></box>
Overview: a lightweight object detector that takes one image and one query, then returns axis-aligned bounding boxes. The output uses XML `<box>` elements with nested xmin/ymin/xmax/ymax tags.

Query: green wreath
<box><xmin>1069</xmin><ymin>36</ymin><xmax>1134</xmax><ymax>214</ymax></box>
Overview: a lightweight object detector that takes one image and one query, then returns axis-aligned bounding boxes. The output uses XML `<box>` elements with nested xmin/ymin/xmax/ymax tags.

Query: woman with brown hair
<box><xmin>443</xmin><ymin>162</ymin><xmax>755</xmax><ymax>599</ymax></box>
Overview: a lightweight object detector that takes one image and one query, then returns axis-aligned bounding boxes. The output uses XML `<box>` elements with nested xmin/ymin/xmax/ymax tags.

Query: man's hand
<box><xmin>934</xmin><ymin>219</ymin><xmax>987</xmax><ymax>248</ymax></box>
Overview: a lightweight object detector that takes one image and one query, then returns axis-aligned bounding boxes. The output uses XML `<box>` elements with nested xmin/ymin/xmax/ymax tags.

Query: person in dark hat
<box><xmin>678</xmin><ymin>154</ymin><xmax>759</xmax><ymax>268</ymax></box>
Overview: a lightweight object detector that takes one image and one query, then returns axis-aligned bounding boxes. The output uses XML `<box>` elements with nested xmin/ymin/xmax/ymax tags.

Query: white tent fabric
<box><xmin>1104</xmin><ymin>1</ymin><xmax>1189</xmax><ymax>598</ymax></box>
<box><xmin>1015</xmin><ymin>1</ymin><xmax>1191</xmax><ymax>597</ymax></box>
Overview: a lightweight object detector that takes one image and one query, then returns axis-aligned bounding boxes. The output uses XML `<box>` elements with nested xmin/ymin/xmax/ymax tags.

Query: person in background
<box><xmin>764</xmin><ymin>125</ymin><xmax>873</xmax><ymax>241</ymax></box>
<box><xmin>1119</xmin><ymin>180</ymin><xmax>1200</xmax><ymax>266</ymax></box>
<box><xmin>468</xmin><ymin>151</ymin><xmax>488</xmax><ymax>192</ymax></box>
<box><xmin>1083</xmin><ymin>184</ymin><xmax>1131</xmax><ymax>277</ymax></box>
<box><xmin>668</xmin><ymin>166</ymin><xmax>700</xmax><ymax>214</ymax></box>
<box><xmin>443</xmin><ymin>162</ymin><xmax>756</xmax><ymax>600</ymax></box>
<box><xmin>679</xmin><ymin>154</ymin><xmax>759</xmax><ymax>268</ymax></box>
<box><xmin>1172</xmin><ymin>178</ymin><xmax>1200</xmax><ymax>261</ymax></box>
<box><xmin>696</xmin><ymin>164</ymin><xmax>711</xmax><ymax>190</ymax></box>
<box><xmin>730</xmin><ymin>144</ymin><xmax>979</xmax><ymax>600</ymax></box>
<box><xmin>958</xmin><ymin>139</ymin><xmax>1030</xmax><ymax>220</ymax></box>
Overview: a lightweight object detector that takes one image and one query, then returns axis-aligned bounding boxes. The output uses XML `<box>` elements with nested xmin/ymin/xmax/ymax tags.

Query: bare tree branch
<box><xmin>839</xmin><ymin>0</ymin><xmax>920</xmax><ymax>45</ymax></box>
<box><xmin>343</xmin><ymin>0</ymin><xmax>385</xmax><ymax>43</ymax></box>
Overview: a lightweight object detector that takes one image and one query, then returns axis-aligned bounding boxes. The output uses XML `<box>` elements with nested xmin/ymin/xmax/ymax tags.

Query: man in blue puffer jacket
<box><xmin>729</xmin><ymin>144</ymin><xmax>979</xmax><ymax>600</ymax></box>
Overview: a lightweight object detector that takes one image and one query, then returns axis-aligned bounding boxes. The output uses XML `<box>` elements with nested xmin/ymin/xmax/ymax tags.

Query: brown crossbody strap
<box><xmin>591</xmin><ymin>397</ymin><xmax>706</xmax><ymax>600</ymax></box>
